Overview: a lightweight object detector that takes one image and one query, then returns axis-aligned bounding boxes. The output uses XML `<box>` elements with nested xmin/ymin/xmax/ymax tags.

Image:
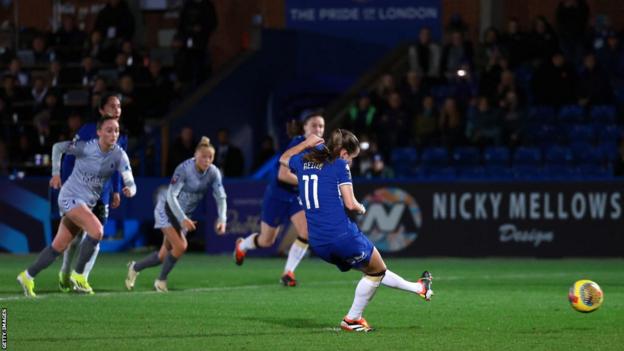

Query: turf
<box><xmin>0</xmin><ymin>254</ymin><xmax>622</xmax><ymax>350</ymax></box>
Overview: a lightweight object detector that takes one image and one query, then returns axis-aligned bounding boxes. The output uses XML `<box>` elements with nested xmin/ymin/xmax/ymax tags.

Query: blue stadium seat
<box><xmin>576</xmin><ymin>147</ymin><xmax>605</xmax><ymax>167</ymax></box>
<box><xmin>485</xmin><ymin>165</ymin><xmax>513</xmax><ymax>179</ymax></box>
<box><xmin>566</xmin><ymin>124</ymin><xmax>594</xmax><ymax>144</ymax></box>
<box><xmin>528</xmin><ymin>105</ymin><xmax>556</xmax><ymax>123</ymax></box>
<box><xmin>426</xmin><ymin>166</ymin><xmax>456</xmax><ymax>179</ymax></box>
<box><xmin>589</xmin><ymin>105</ymin><xmax>616</xmax><ymax>124</ymax></box>
<box><xmin>512</xmin><ymin>165</ymin><xmax>543</xmax><ymax>179</ymax></box>
<box><xmin>576</xmin><ymin>165</ymin><xmax>613</xmax><ymax>178</ymax></box>
<box><xmin>569</xmin><ymin>142</ymin><xmax>593</xmax><ymax>159</ymax></box>
<box><xmin>558</xmin><ymin>105</ymin><xmax>585</xmax><ymax>123</ymax></box>
<box><xmin>452</xmin><ymin>147</ymin><xmax>480</xmax><ymax>167</ymax></box>
<box><xmin>513</xmin><ymin>147</ymin><xmax>542</xmax><ymax>166</ymax></box>
<box><xmin>483</xmin><ymin>146</ymin><xmax>510</xmax><ymax>167</ymax></box>
<box><xmin>597</xmin><ymin>124</ymin><xmax>622</xmax><ymax>143</ymax></box>
<box><xmin>544</xmin><ymin>145</ymin><xmax>573</xmax><ymax>166</ymax></box>
<box><xmin>391</xmin><ymin>147</ymin><xmax>419</xmax><ymax>177</ymax></box>
<box><xmin>457</xmin><ymin>166</ymin><xmax>486</xmax><ymax>179</ymax></box>
<box><xmin>543</xmin><ymin>165</ymin><xmax>576</xmax><ymax>179</ymax></box>
<box><xmin>598</xmin><ymin>142</ymin><xmax>619</xmax><ymax>162</ymax></box>
<box><xmin>420</xmin><ymin>147</ymin><xmax>449</xmax><ymax>167</ymax></box>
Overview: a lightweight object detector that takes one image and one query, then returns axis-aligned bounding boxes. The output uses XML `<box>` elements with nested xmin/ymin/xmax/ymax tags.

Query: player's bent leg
<box><xmin>281</xmin><ymin>211</ymin><xmax>309</xmax><ymax>286</ymax></box>
<box><xmin>83</xmin><ymin>201</ymin><xmax>109</xmax><ymax>280</ymax></box>
<box><xmin>18</xmin><ymin>219</ymin><xmax>77</xmax><ymax>297</ymax></box>
<box><xmin>127</xmin><ymin>242</ymin><xmax>166</xmax><ymax>291</ymax></box>
<box><xmin>59</xmin><ymin>234</ymin><xmax>82</xmax><ymax>292</ymax></box>
<box><xmin>234</xmin><ymin>222</ymin><xmax>279</xmax><ymax>266</ymax></box>
<box><xmin>66</xmin><ymin>205</ymin><xmax>103</xmax><ymax>294</ymax></box>
<box><xmin>155</xmin><ymin>227</ymin><xmax>187</xmax><ymax>291</ymax></box>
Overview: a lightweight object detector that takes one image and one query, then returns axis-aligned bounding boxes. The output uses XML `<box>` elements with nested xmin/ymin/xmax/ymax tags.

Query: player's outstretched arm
<box><xmin>339</xmin><ymin>184</ymin><xmax>366</xmax><ymax>214</ymax></box>
<box><xmin>279</xmin><ymin>134</ymin><xmax>324</xmax><ymax>167</ymax></box>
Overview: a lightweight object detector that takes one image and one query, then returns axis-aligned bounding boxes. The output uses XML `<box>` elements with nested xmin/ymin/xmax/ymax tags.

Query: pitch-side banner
<box><xmin>352</xmin><ymin>182</ymin><xmax>624</xmax><ymax>257</ymax></box>
<box><xmin>285</xmin><ymin>0</ymin><xmax>442</xmax><ymax>46</ymax></box>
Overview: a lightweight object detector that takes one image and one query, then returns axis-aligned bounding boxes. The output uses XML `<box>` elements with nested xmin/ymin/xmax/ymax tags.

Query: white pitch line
<box><xmin>1</xmin><ymin>271</ymin><xmax>618</xmax><ymax>302</ymax></box>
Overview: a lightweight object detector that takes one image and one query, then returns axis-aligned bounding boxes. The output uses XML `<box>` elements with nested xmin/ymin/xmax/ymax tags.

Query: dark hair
<box><xmin>99</xmin><ymin>92</ymin><xmax>120</xmax><ymax>111</ymax></box>
<box><xmin>303</xmin><ymin>129</ymin><xmax>359</xmax><ymax>165</ymax></box>
<box><xmin>301</xmin><ymin>109</ymin><xmax>325</xmax><ymax>125</ymax></box>
<box><xmin>96</xmin><ymin>115</ymin><xmax>118</xmax><ymax>130</ymax></box>
<box><xmin>286</xmin><ymin>119</ymin><xmax>303</xmax><ymax>139</ymax></box>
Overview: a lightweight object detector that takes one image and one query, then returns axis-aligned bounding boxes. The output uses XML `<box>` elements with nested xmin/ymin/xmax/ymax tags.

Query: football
<box><xmin>568</xmin><ymin>280</ymin><xmax>604</xmax><ymax>313</ymax></box>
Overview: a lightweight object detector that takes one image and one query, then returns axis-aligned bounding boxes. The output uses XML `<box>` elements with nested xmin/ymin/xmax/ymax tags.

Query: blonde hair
<box><xmin>196</xmin><ymin>136</ymin><xmax>215</xmax><ymax>153</ymax></box>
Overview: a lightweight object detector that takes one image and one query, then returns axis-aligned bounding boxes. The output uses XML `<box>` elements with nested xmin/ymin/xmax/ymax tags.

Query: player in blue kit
<box><xmin>280</xmin><ymin>129</ymin><xmax>433</xmax><ymax>332</ymax></box>
<box><xmin>125</xmin><ymin>136</ymin><xmax>228</xmax><ymax>292</ymax></box>
<box><xmin>17</xmin><ymin>116</ymin><xmax>136</xmax><ymax>297</ymax></box>
<box><xmin>57</xmin><ymin>92</ymin><xmax>128</xmax><ymax>294</ymax></box>
<box><xmin>234</xmin><ymin>113</ymin><xmax>325</xmax><ymax>286</ymax></box>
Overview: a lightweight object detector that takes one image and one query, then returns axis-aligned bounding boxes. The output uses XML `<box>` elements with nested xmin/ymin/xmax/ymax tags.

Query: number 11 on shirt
<box><xmin>302</xmin><ymin>174</ymin><xmax>319</xmax><ymax>209</ymax></box>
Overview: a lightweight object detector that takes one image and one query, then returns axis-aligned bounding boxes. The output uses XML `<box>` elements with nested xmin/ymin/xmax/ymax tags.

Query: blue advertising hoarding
<box><xmin>285</xmin><ymin>0</ymin><xmax>442</xmax><ymax>46</ymax></box>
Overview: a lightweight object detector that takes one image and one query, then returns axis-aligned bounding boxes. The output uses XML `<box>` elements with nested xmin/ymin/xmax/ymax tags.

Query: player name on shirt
<box><xmin>303</xmin><ymin>162</ymin><xmax>323</xmax><ymax>171</ymax></box>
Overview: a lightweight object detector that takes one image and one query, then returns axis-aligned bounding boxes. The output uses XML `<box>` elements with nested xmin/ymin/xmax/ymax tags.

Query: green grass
<box><xmin>1</xmin><ymin>254</ymin><xmax>623</xmax><ymax>350</ymax></box>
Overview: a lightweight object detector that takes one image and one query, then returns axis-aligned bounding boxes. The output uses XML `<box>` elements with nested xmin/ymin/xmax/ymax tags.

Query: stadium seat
<box><xmin>528</xmin><ymin>105</ymin><xmax>556</xmax><ymax>123</ymax></box>
<box><xmin>589</xmin><ymin>105</ymin><xmax>616</xmax><ymax>124</ymax></box>
<box><xmin>544</xmin><ymin>145</ymin><xmax>573</xmax><ymax>166</ymax></box>
<box><xmin>569</xmin><ymin>142</ymin><xmax>593</xmax><ymax>159</ymax></box>
<box><xmin>483</xmin><ymin>146</ymin><xmax>510</xmax><ymax>167</ymax></box>
<box><xmin>513</xmin><ymin>147</ymin><xmax>542</xmax><ymax>166</ymax></box>
<box><xmin>566</xmin><ymin>124</ymin><xmax>594</xmax><ymax>144</ymax></box>
<box><xmin>426</xmin><ymin>166</ymin><xmax>456</xmax><ymax>179</ymax></box>
<box><xmin>391</xmin><ymin>148</ymin><xmax>419</xmax><ymax>178</ymax></box>
<box><xmin>598</xmin><ymin>142</ymin><xmax>620</xmax><ymax>162</ymax></box>
<box><xmin>420</xmin><ymin>147</ymin><xmax>449</xmax><ymax>167</ymax></box>
<box><xmin>452</xmin><ymin>146</ymin><xmax>480</xmax><ymax>167</ymax></box>
<box><xmin>576</xmin><ymin>147</ymin><xmax>605</xmax><ymax>167</ymax></box>
<box><xmin>597</xmin><ymin>124</ymin><xmax>622</xmax><ymax>143</ymax></box>
<box><xmin>512</xmin><ymin>165</ymin><xmax>543</xmax><ymax>179</ymax></box>
<box><xmin>484</xmin><ymin>165</ymin><xmax>513</xmax><ymax>179</ymax></box>
<box><xmin>576</xmin><ymin>165</ymin><xmax>613</xmax><ymax>178</ymax></box>
<box><xmin>543</xmin><ymin>164</ymin><xmax>576</xmax><ymax>179</ymax></box>
<box><xmin>457</xmin><ymin>166</ymin><xmax>486</xmax><ymax>179</ymax></box>
<box><xmin>558</xmin><ymin>105</ymin><xmax>585</xmax><ymax>123</ymax></box>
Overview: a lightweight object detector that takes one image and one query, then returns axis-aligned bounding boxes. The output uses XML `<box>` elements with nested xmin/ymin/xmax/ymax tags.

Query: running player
<box><xmin>125</xmin><ymin>136</ymin><xmax>227</xmax><ymax>292</ymax></box>
<box><xmin>57</xmin><ymin>92</ymin><xmax>127</xmax><ymax>293</ymax></box>
<box><xmin>280</xmin><ymin>129</ymin><xmax>433</xmax><ymax>332</ymax></box>
<box><xmin>234</xmin><ymin>113</ymin><xmax>325</xmax><ymax>286</ymax></box>
<box><xmin>17</xmin><ymin>116</ymin><xmax>136</xmax><ymax>297</ymax></box>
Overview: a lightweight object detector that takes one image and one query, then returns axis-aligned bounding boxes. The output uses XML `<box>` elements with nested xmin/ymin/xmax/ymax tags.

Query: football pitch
<box><xmin>0</xmin><ymin>254</ymin><xmax>622</xmax><ymax>350</ymax></box>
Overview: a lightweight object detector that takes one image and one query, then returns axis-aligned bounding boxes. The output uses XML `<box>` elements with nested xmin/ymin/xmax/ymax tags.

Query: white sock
<box><xmin>346</xmin><ymin>275</ymin><xmax>381</xmax><ymax>321</ymax></box>
<box><xmin>284</xmin><ymin>238</ymin><xmax>308</xmax><ymax>273</ymax></box>
<box><xmin>60</xmin><ymin>234</ymin><xmax>82</xmax><ymax>275</ymax></box>
<box><xmin>239</xmin><ymin>233</ymin><xmax>258</xmax><ymax>252</ymax></box>
<box><xmin>381</xmin><ymin>270</ymin><xmax>424</xmax><ymax>294</ymax></box>
<box><xmin>83</xmin><ymin>242</ymin><xmax>100</xmax><ymax>279</ymax></box>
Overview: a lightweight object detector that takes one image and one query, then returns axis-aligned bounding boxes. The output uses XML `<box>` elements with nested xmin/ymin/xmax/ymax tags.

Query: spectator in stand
<box><xmin>52</xmin><ymin>15</ymin><xmax>87</xmax><ymax>62</ymax></box>
<box><xmin>500</xmin><ymin>18</ymin><xmax>528</xmax><ymax>68</ymax></box>
<box><xmin>114</xmin><ymin>52</ymin><xmax>131</xmax><ymax>78</ymax></box>
<box><xmin>364</xmin><ymin>154</ymin><xmax>395</xmax><ymax>179</ymax></box>
<box><xmin>94</xmin><ymin>0</ymin><xmax>135</xmax><ymax>52</ymax></box>
<box><xmin>252</xmin><ymin>135</ymin><xmax>275</xmax><ymax>171</ymax></box>
<box><xmin>532</xmin><ymin>52</ymin><xmax>577</xmax><ymax>106</ymax></box>
<box><xmin>376</xmin><ymin>92</ymin><xmax>410</xmax><ymax>156</ymax></box>
<box><xmin>42</xmin><ymin>92</ymin><xmax>65</xmax><ymax>127</ymax></box>
<box><xmin>410</xmin><ymin>27</ymin><xmax>440</xmax><ymax>83</ymax></box>
<box><xmin>400</xmin><ymin>71</ymin><xmax>427</xmax><ymax>115</ymax></box>
<box><xmin>440</xmin><ymin>31</ymin><xmax>474</xmax><ymax>80</ymax></box>
<box><xmin>118</xmin><ymin>74</ymin><xmax>143</xmax><ymax>137</ymax></box>
<box><xmin>32</xmin><ymin>111</ymin><xmax>55</xmax><ymax>155</ymax></box>
<box><xmin>59</xmin><ymin>111</ymin><xmax>83</xmax><ymax>141</ymax></box>
<box><xmin>80</xmin><ymin>56</ymin><xmax>98</xmax><ymax>87</ymax></box>
<box><xmin>413</xmin><ymin>95</ymin><xmax>438</xmax><ymax>146</ymax></box>
<box><xmin>577</xmin><ymin>52</ymin><xmax>613</xmax><ymax>107</ymax></box>
<box><xmin>479</xmin><ymin>53</ymin><xmax>503</xmax><ymax>103</ymax></box>
<box><xmin>144</xmin><ymin>59</ymin><xmax>173</xmax><ymax>118</ymax></box>
<box><xmin>467</xmin><ymin>96</ymin><xmax>502</xmax><ymax>146</ymax></box>
<box><xmin>177</xmin><ymin>0</ymin><xmax>218</xmax><ymax>83</ymax></box>
<box><xmin>346</xmin><ymin>93</ymin><xmax>377</xmax><ymax>137</ymax></box>
<box><xmin>92</xmin><ymin>77</ymin><xmax>108</xmax><ymax>95</ymax></box>
<box><xmin>439</xmin><ymin>97</ymin><xmax>465</xmax><ymax>148</ymax></box>
<box><xmin>30</xmin><ymin>76</ymin><xmax>49</xmax><ymax>111</ymax></box>
<box><xmin>216</xmin><ymin>128</ymin><xmax>245</xmax><ymax>177</ymax></box>
<box><xmin>13</xmin><ymin>133</ymin><xmax>36</xmax><ymax>166</ymax></box>
<box><xmin>496</xmin><ymin>69</ymin><xmax>523</xmax><ymax>105</ymax></box>
<box><xmin>47</xmin><ymin>61</ymin><xmax>64</xmax><ymax>90</ymax></box>
<box><xmin>171</xmin><ymin>35</ymin><xmax>193</xmax><ymax>95</ymax></box>
<box><xmin>7</xmin><ymin>59</ymin><xmax>29</xmax><ymax>86</ymax></box>
<box><xmin>500</xmin><ymin>91</ymin><xmax>526</xmax><ymax>148</ymax></box>
<box><xmin>527</xmin><ymin>16</ymin><xmax>559</xmax><ymax>66</ymax></box>
<box><xmin>371</xmin><ymin>73</ymin><xmax>396</xmax><ymax>112</ymax></box>
<box><xmin>84</xmin><ymin>31</ymin><xmax>108</xmax><ymax>63</ymax></box>
<box><xmin>1</xmin><ymin>74</ymin><xmax>27</xmax><ymax>103</ymax></box>
<box><xmin>168</xmin><ymin>126</ymin><xmax>196</xmax><ymax>174</ymax></box>
<box><xmin>32</xmin><ymin>36</ymin><xmax>52</xmax><ymax>65</ymax></box>
<box><xmin>475</xmin><ymin>27</ymin><xmax>503</xmax><ymax>72</ymax></box>
<box><xmin>597</xmin><ymin>32</ymin><xmax>624</xmax><ymax>88</ymax></box>
<box><xmin>449</xmin><ymin>63</ymin><xmax>478</xmax><ymax>108</ymax></box>
<box><xmin>556</xmin><ymin>0</ymin><xmax>590</xmax><ymax>66</ymax></box>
